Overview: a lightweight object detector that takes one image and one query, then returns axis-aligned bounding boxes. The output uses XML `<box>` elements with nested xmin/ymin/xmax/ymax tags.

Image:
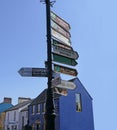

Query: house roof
<box><xmin>30</xmin><ymin>77</ymin><xmax>93</xmax><ymax>106</ymax></box>
<box><xmin>70</xmin><ymin>77</ymin><xmax>93</xmax><ymax>100</ymax></box>
<box><xmin>21</xmin><ymin>106</ymin><xmax>28</xmax><ymax>112</ymax></box>
<box><xmin>5</xmin><ymin>100</ymin><xmax>32</xmax><ymax>112</ymax></box>
<box><xmin>0</xmin><ymin>103</ymin><xmax>13</xmax><ymax>113</ymax></box>
<box><xmin>30</xmin><ymin>89</ymin><xmax>60</xmax><ymax>106</ymax></box>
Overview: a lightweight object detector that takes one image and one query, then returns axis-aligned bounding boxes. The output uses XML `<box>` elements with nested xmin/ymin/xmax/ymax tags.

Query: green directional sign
<box><xmin>54</xmin><ymin>64</ymin><xmax>78</xmax><ymax>76</ymax></box>
<box><xmin>53</xmin><ymin>53</ymin><xmax>77</xmax><ymax>66</ymax></box>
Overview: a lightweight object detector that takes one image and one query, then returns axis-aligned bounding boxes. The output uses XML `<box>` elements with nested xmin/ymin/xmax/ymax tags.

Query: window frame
<box><xmin>75</xmin><ymin>93</ymin><xmax>82</xmax><ymax>112</ymax></box>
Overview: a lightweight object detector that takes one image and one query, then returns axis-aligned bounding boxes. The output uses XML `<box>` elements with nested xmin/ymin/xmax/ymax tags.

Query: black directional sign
<box><xmin>53</xmin><ymin>44</ymin><xmax>79</xmax><ymax>60</ymax></box>
<box><xmin>18</xmin><ymin>68</ymin><xmax>48</xmax><ymax>77</ymax></box>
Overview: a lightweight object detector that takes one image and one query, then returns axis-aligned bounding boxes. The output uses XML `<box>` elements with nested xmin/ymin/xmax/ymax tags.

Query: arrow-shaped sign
<box><xmin>51</xmin><ymin>11</ymin><xmax>70</xmax><ymax>31</ymax></box>
<box><xmin>18</xmin><ymin>68</ymin><xmax>48</xmax><ymax>77</ymax></box>
<box><xmin>54</xmin><ymin>64</ymin><xmax>78</xmax><ymax>76</ymax></box>
<box><xmin>53</xmin><ymin>53</ymin><xmax>77</xmax><ymax>66</ymax></box>
<box><xmin>52</xmin><ymin>44</ymin><xmax>79</xmax><ymax>60</ymax></box>
<box><xmin>54</xmin><ymin>87</ymin><xmax>68</xmax><ymax>96</ymax></box>
<box><xmin>56</xmin><ymin>80</ymin><xmax>76</xmax><ymax>90</ymax></box>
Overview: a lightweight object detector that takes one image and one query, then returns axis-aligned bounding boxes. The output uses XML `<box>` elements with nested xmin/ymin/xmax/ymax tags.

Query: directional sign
<box><xmin>52</xmin><ymin>38</ymin><xmax>72</xmax><ymax>50</ymax></box>
<box><xmin>53</xmin><ymin>44</ymin><xmax>79</xmax><ymax>60</ymax></box>
<box><xmin>54</xmin><ymin>87</ymin><xmax>68</xmax><ymax>96</ymax></box>
<box><xmin>51</xmin><ymin>20</ymin><xmax>71</xmax><ymax>39</ymax></box>
<box><xmin>51</xmin><ymin>11</ymin><xmax>70</xmax><ymax>31</ymax></box>
<box><xmin>52</xmin><ymin>77</ymin><xmax>61</xmax><ymax>87</ymax></box>
<box><xmin>53</xmin><ymin>53</ymin><xmax>77</xmax><ymax>66</ymax></box>
<box><xmin>55</xmin><ymin>80</ymin><xmax>76</xmax><ymax>90</ymax></box>
<box><xmin>54</xmin><ymin>64</ymin><xmax>78</xmax><ymax>76</ymax></box>
<box><xmin>18</xmin><ymin>68</ymin><xmax>48</xmax><ymax>77</ymax></box>
<box><xmin>52</xmin><ymin>28</ymin><xmax>71</xmax><ymax>46</ymax></box>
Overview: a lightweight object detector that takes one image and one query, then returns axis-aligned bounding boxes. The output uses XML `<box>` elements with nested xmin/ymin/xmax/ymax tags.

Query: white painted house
<box><xmin>4</xmin><ymin>98</ymin><xmax>31</xmax><ymax>130</ymax></box>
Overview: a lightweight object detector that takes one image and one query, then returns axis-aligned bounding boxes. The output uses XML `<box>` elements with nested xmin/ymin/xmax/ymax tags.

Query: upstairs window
<box><xmin>76</xmin><ymin>93</ymin><xmax>82</xmax><ymax>112</ymax></box>
<box><xmin>14</xmin><ymin>111</ymin><xmax>16</xmax><ymax>121</ymax></box>
<box><xmin>32</xmin><ymin>105</ymin><xmax>35</xmax><ymax>114</ymax></box>
<box><xmin>42</xmin><ymin>103</ymin><xmax>45</xmax><ymax>113</ymax></box>
<box><xmin>37</xmin><ymin>104</ymin><xmax>40</xmax><ymax>113</ymax></box>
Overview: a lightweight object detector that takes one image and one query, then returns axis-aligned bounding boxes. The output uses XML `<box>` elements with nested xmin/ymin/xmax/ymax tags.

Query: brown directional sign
<box><xmin>52</xmin><ymin>44</ymin><xmax>79</xmax><ymax>60</ymax></box>
<box><xmin>51</xmin><ymin>11</ymin><xmax>70</xmax><ymax>31</ymax></box>
<box><xmin>51</xmin><ymin>20</ymin><xmax>71</xmax><ymax>39</ymax></box>
<box><xmin>52</xmin><ymin>38</ymin><xmax>72</xmax><ymax>50</ymax></box>
<box><xmin>54</xmin><ymin>64</ymin><xmax>78</xmax><ymax>76</ymax></box>
<box><xmin>54</xmin><ymin>87</ymin><xmax>68</xmax><ymax>96</ymax></box>
<box><xmin>53</xmin><ymin>53</ymin><xmax>77</xmax><ymax>66</ymax></box>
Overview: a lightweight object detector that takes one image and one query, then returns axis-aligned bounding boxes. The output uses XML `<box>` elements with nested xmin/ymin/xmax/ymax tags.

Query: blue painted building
<box><xmin>28</xmin><ymin>78</ymin><xmax>94</xmax><ymax>130</ymax></box>
<box><xmin>0</xmin><ymin>98</ymin><xmax>13</xmax><ymax>130</ymax></box>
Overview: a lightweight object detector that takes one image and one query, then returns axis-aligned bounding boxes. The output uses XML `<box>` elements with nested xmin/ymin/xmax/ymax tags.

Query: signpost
<box><xmin>51</xmin><ymin>11</ymin><xmax>70</xmax><ymax>31</ymax></box>
<box><xmin>52</xmin><ymin>44</ymin><xmax>79</xmax><ymax>60</ymax></box>
<box><xmin>54</xmin><ymin>64</ymin><xmax>78</xmax><ymax>76</ymax></box>
<box><xmin>19</xmin><ymin>2</ymin><xmax>79</xmax><ymax>129</ymax></box>
<box><xmin>18</xmin><ymin>68</ymin><xmax>48</xmax><ymax>77</ymax></box>
<box><xmin>53</xmin><ymin>53</ymin><xmax>78</xmax><ymax>66</ymax></box>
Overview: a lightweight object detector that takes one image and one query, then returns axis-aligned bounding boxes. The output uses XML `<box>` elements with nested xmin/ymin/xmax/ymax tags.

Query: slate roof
<box><xmin>5</xmin><ymin>100</ymin><xmax>32</xmax><ymax>112</ymax></box>
<box><xmin>70</xmin><ymin>77</ymin><xmax>93</xmax><ymax>100</ymax></box>
<box><xmin>0</xmin><ymin>103</ymin><xmax>13</xmax><ymax>113</ymax></box>
<box><xmin>30</xmin><ymin>77</ymin><xmax>93</xmax><ymax>106</ymax></box>
<box><xmin>30</xmin><ymin>89</ymin><xmax>60</xmax><ymax>106</ymax></box>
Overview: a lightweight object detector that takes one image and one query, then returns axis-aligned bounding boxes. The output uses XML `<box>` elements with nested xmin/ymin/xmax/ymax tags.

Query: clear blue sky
<box><xmin>0</xmin><ymin>0</ymin><xmax>117</xmax><ymax>130</ymax></box>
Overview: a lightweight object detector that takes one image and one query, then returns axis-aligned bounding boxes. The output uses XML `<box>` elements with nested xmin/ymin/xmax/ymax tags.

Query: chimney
<box><xmin>4</xmin><ymin>97</ymin><xmax>12</xmax><ymax>103</ymax></box>
<box><xmin>18</xmin><ymin>97</ymin><xmax>31</xmax><ymax>104</ymax></box>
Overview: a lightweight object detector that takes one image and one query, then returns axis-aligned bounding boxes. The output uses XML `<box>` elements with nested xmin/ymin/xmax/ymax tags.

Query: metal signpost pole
<box><xmin>45</xmin><ymin>0</ymin><xmax>56</xmax><ymax>130</ymax></box>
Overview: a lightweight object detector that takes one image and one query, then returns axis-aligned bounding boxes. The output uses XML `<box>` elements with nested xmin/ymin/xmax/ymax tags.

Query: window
<box><xmin>37</xmin><ymin>104</ymin><xmax>40</xmax><ymax>113</ymax></box>
<box><xmin>76</xmin><ymin>93</ymin><xmax>82</xmax><ymax>112</ymax></box>
<box><xmin>22</xmin><ymin>116</ymin><xmax>24</xmax><ymax>129</ymax></box>
<box><xmin>42</xmin><ymin>103</ymin><xmax>45</xmax><ymax>113</ymax></box>
<box><xmin>7</xmin><ymin>113</ymin><xmax>9</xmax><ymax>121</ymax></box>
<box><xmin>14</xmin><ymin>111</ymin><xmax>16</xmax><ymax>121</ymax></box>
<box><xmin>32</xmin><ymin>105</ymin><xmax>35</xmax><ymax>114</ymax></box>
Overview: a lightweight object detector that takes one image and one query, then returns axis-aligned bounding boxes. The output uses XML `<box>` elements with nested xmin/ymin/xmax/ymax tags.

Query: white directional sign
<box><xmin>52</xmin><ymin>29</ymin><xmax>71</xmax><ymax>46</ymax></box>
<box><xmin>18</xmin><ymin>68</ymin><xmax>48</xmax><ymax>77</ymax></box>
<box><xmin>54</xmin><ymin>80</ymin><xmax>76</xmax><ymax>90</ymax></box>
<box><xmin>51</xmin><ymin>20</ymin><xmax>71</xmax><ymax>39</ymax></box>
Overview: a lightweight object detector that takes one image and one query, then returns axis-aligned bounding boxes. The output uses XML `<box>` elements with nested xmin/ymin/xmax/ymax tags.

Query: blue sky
<box><xmin>0</xmin><ymin>0</ymin><xmax>117</xmax><ymax>130</ymax></box>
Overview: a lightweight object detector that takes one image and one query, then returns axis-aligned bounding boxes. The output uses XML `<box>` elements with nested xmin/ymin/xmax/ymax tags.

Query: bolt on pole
<box><xmin>44</xmin><ymin>0</ymin><xmax>56</xmax><ymax>130</ymax></box>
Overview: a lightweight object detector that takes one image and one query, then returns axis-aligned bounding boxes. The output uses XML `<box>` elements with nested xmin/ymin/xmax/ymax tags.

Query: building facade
<box><xmin>28</xmin><ymin>78</ymin><xmax>94</xmax><ymax>130</ymax></box>
<box><xmin>4</xmin><ymin>98</ymin><xmax>31</xmax><ymax>130</ymax></box>
<box><xmin>0</xmin><ymin>98</ymin><xmax>13</xmax><ymax>130</ymax></box>
<box><xmin>28</xmin><ymin>89</ymin><xmax>60</xmax><ymax>130</ymax></box>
